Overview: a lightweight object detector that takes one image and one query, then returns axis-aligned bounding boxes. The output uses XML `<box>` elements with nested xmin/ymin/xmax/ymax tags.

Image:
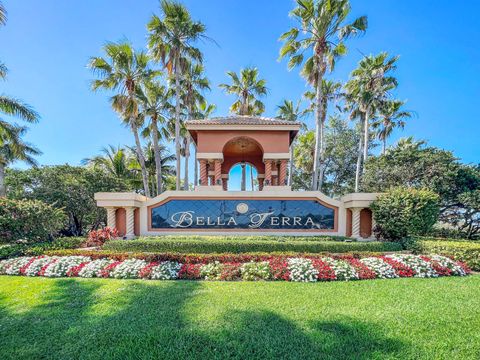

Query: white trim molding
<box><xmin>196</xmin><ymin>153</ymin><xmax>224</xmax><ymax>160</ymax></box>
<box><xmin>263</xmin><ymin>153</ymin><xmax>290</xmax><ymax>160</ymax></box>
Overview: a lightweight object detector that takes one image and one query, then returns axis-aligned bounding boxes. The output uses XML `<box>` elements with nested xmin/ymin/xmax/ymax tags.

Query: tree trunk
<box><xmin>382</xmin><ymin>137</ymin><xmax>386</xmax><ymax>155</ymax></box>
<box><xmin>362</xmin><ymin>108</ymin><xmax>370</xmax><ymax>173</ymax></box>
<box><xmin>355</xmin><ymin>116</ymin><xmax>364</xmax><ymax>192</ymax></box>
<box><xmin>193</xmin><ymin>143</ymin><xmax>198</xmax><ymax>186</ymax></box>
<box><xmin>312</xmin><ymin>60</ymin><xmax>325</xmax><ymax>191</ymax></box>
<box><xmin>241</xmin><ymin>163</ymin><xmax>246</xmax><ymax>191</ymax></box>
<box><xmin>250</xmin><ymin>164</ymin><xmax>254</xmax><ymax>190</ymax></box>
<box><xmin>174</xmin><ymin>58</ymin><xmax>182</xmax><ymax>190</ymax></box>
<box><xmin>151</xmin><ymin>115</ymin><xmax>163</xmax><ymax>196</ymax></box>
<box><xmin>183</xmin><ymin>134</ymin><xmax>190</xmax><ymax>190</ymax></box>
<box><xmin>131</xmin><ymin>122</ymin><xmax>151</xmax><ymax>197</ymax></box>
<box><xmin>317</xmin><ymin>99</ymin><xmax>328</xmax><ymax>191</ymax></box>
<box><xmin>0</xmin><ymin>162</ymin><xmax>5</xmax><ymax>197</ymax></box>
<box><xmin>288</xmin><ymin>145</ymin><xmax>294</xmax><ymax>186</ymax></box>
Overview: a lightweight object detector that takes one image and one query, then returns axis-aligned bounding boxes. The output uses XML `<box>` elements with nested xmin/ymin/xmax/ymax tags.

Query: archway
<box><xmin>222</xmin><ymin>136</ymin><xmax>264</xmax><ymax>191</ymax></box>
<box><xmin>228</xmin><ymin>162</ymin><xmax>259</xmax><ymax>191</ymax></box>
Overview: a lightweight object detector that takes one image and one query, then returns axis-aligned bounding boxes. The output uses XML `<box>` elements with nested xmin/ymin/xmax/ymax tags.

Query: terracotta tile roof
<box><xmin>185</xmin><ymin>115</ymin><xmax>300</xmax><ymax>126</ymax></box>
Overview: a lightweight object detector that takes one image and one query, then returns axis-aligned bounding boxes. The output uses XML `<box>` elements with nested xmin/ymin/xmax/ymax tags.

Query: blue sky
<box><xmin>1</xmin><ymin>0</ymin><xmax>479</xmax><ymax>190</ymax></box>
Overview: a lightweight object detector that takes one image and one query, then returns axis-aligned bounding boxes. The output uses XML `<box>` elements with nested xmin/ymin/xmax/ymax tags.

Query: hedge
<box><xmin>420</xmin><ymin>239</ymin><xmax>480</xmax><ymax>271</ymax></box>
<box><xmin>0</xmin><ymin>237</ymin><xmax>84</xmax><ymax>260</ymax></box>
<box><xmin>103</xmin><ymin>237</ymin><xmax>402</xmax><ymax>254</ymax></box>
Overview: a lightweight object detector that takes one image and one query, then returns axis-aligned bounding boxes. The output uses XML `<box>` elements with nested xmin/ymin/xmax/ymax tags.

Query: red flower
<box><xmin>138</xmin><ymin>262</ymin><xmax>159</xmax><ymax>279</ymax></box>
<box><xmin>346</xmin><ymin>258</ymin><xmax>377</xmax><ymax>280</ymax></box>
<box><xmin>67</xmin><ymin>262</ymin><xmax>88</xmax><ymax>277</ymax></box>
<box><xmin>380</xmin><ymin>256</ymin><xmax>414</xmax><ymax>277</ymax></box>
<box><xmin>268</xmin><ymin>258</ymin><xmax>290</xmax><ymax>281</ymax></box>
<box><xmin>99</xmin><ymin>261</ymin><xmax>121</xmax><ymax>278</ymax></box>
<box><xmin>19</xmin><ymin>256</ymin><xmax>44</xmax><ymax>275</ymax></box>
<box><xmin>178</xmin><ymin>264</ymin><xmax>203</xmax><ymax>280</ymax></box>
<box><xmin>310</xmin><ymin>258</ymin><xmax>336</xmax><ymax>281</ymax></box>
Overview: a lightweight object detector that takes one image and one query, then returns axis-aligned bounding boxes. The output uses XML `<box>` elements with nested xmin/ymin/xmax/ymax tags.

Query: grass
<box><xmin>1</xmin><ymin>276</ymin><xmax>479</xmax><ymax>359</ymax></box>
<box><xmin>103</xmin><ymin>236</ymin><xmax>402</xmax><ymax>254</ymax></box>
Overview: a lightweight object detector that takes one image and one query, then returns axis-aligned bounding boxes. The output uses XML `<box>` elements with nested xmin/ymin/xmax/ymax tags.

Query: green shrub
<box><xmin>0</xmin><ymin>237</ymin><xmax>84</xmax><ymax>260</ymax></box>
<box><xmin>103</xmin><ymin>237</ymin><xmax>402</xmax><ymax>254</ymax></box>
<box><xmin>371</xmin><ymin>187</ymin><xmax>439</xmax><ymax>247</ymax></box>
<box><xmin>419</xmin><ymin>239</ymin><xmax>480</xmax><ymax>271</ymax></box>
<box><xmin>0</xmin><ymin>198</ymin><xmax>66</xmax><ymax>243</ymax></box>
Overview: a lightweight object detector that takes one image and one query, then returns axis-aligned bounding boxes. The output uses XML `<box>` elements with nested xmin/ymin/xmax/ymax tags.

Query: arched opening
<box><xmin>360</xmin><ymin>208</ymin><xmax>373</xmax><ymax>238</ymax></box>
<box><xmin>228</xmin><ymin>162</ymin><xmax>258</xmax><ymax>191</ymax></box>
<box><xmin>222</xmin><ymin>136</ymin><xmax>264</xmax><ymax>191</ymax></box>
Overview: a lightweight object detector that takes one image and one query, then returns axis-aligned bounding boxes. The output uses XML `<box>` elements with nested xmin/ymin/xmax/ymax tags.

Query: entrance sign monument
<box><xmin>95</xmin><ymin>116</ymin><xmax>378</xmax><ymax>240</ymax></box>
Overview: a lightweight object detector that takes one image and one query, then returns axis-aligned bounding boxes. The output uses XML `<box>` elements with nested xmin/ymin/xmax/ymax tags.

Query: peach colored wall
<box><xmin>346</xmin><ymin>209</ymin><xmax>352</xmax><ymax>237</ymax></box>
<box><xmin>115</xmin><ymin>208</ymin><xmax>126</xmax><ymax>236</ymax></box>
<box><xmin>134</xmin><ymin>208</ymin><xmax>140</xmax><ymax>236</ymax></box>
<box><xmin>197</xmin><ymin>130</ymin><xmax>291</xmax><ymax>153</ymax></box>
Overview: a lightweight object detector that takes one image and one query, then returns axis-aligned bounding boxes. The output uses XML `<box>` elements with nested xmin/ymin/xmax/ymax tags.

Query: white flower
<box><xmin>360</xmin><ymin>257</ymin><xmax>398</xmax><ymax>279</ymax></box>
<box><xmin>5</xmin><ymin>257</ymin><xmax>34</xmax><ymax>275</ymax></box>
<box><xmin>287</xmin><ymin>258</ymin><xmax>318</xmax><ymax>282</ymax></box>
<box><xmin>109</xmin><ymin>259</ymin><xmax>148</xmax><ymax>279</ymax></box>
<box><xmin>149</xmin><ymin>261</ymin><xmax>182</xmax><ymax>280</ymax></box>
<box><xmin>240</xmin><ymin>261</ymin><xmax>271</xmax><ymax>281</ymax></box>
<box><xmin>78</xmin><ymin>259</ymin><xmax>115</xmax><ymax>278</ymax></box>
<box><xmin>24</xmin><ymin>256</ymin><xmax>56</xmax><ymax>276</ymax></box>
<box><xmin>200</xmin><ymin>261</ymin><xmax>223</xmax><ymax>280</ymax></box>
<box><xmin>385</xmin><ymin>254</ymin><xmax>437</xmax><ymax>278</ymax></box>
<box><xmin>43</xmin><ymin>256</ymin><xmax>90</xmax><ymax>277</ymax></box>
<box><xmin>323</xmin><ymin>257</ymin><xmax>359</xmax><ymax>281</ymax></box>
<box><xmin>429</xmin><ymin>254</ymin><xmax>468</xmax><ymax>276</ymax></box>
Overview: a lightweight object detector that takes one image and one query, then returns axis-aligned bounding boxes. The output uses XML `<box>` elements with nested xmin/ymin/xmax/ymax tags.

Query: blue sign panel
<box><xmin>150</xmin><ymin>199</ymin><xmax>335</xmax><ymax>230</ymax></box>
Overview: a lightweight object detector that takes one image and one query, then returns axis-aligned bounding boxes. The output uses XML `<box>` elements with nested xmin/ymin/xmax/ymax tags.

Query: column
<box><xmin>258</xmin><ymin>178</ymin><xmax>264</xmax><ymax>191</ymax></box>
<box><xmin>279</xmin><ymin>160</ymin><xmax>287</xmax><ymax>186</ymax></box>
<box><xmin>125</xmin><ymin>207</ymin><xmax>135</xmax><ymax>239</ymax></box>
<box><xmin>106</xmin><ymin>207</ymin><xmax>116</xmax><ymax>229</ymax></box>
<box><xmin>199</xmin><ymin>160</ymin><xmax>207</xmax><ymax>186</ymax></box>
<box><xmin>222</xmin><ymin>177</ymin><xmax>228</xmax><ymax>191</ymax></box>
<box><xmin>264</xmin><ymin>160</ymin><xmax>272</xmax><ymax>186</ymax></box>
<box><xmin>214</xmin><ymin>159</ymin><xmax>222</xmax><ymax>186</ymax></box>
<box><xmin>351</xmin><ymin>207</ymin><xmax>362</xmax><ymax>239</ymax></box>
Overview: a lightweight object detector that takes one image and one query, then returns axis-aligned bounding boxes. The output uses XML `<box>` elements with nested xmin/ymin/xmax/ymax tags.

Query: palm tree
<box><xmin>345</xmin><ymin>52</ymin><xmax>398</xmax><ymax>167</ymax></box>
<box><xmin>89</xmin><ymin>41</ymin><xmax>157</xmax><ymax>197</ymax></box>
<box><xmin>0</xmin><ymin>2</ymin><xmax>6</xmax><ymax>26</ymax></box>
<box><xmin>304</xmin><ymin>79</ymin><xmax>342</xmax><ymax>189</ymax></box>
<box><xmin>276</xmin><ymin>99</ymin><xmax>309</xmax><ymax>186</ymax></box>
<box><xmin>0</xmin><ymin>125</ymin><xmax>41</xmax><ymax>196</ymax></box>
<box><xmin>147</xmin><ymin>0</ymin><xmax>207</xmax><ymax>190</ymax></box>
<box><xmin>192</xmin><ymin>100</ymin><xmax>216</xmax><ymax>186</ymax></box>
<box><xmin>279</xmin><ymin>0</ymin><xmax>367</xmax><ymax>191</ymax></box>
<box><xmin>372</xmin><ymin>100</ymin><xmax>412</xmax><ymax>154</ymax></box>
<box><xmin>179</xmin><ymin>62</ymin><xmax>210</xmax><ymax>190</ymax></box>
<box><xmin>136</xmin><ymin>80</ymin><xmax>171</xmax><ymax>195</ymax></box>
<box><xmin>219</xmin><ymin>67</ymin><xmax>267</xmax><ymax>115</ymax></box>
<box><xmin>82</xmin><ymin>145</ymin><xmax>135</xmax><ymax>181</ymax></box>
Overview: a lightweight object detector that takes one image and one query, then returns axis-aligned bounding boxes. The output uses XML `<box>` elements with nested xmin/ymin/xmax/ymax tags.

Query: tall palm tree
<box><xmin>136</xmin><ymin>80</ymin><xmax>171</xmax><ymax>195</ymax></box>
<box><xmin>0</xmin><ymin>2</ymin><xmax>6</xmax><ymax>26</ymax></box>
<box><xmin>180</xmin><ymin>62</ymin><xmax>210</xmax><ymax>190</ymax></box>
<box><xmin>345</xmin><ymin>52</ymin><xmax>398</xmax><ymax>167</ymax></box>
<box><xmin>0</xmin><ymin>125</ymin><xmax>41</xmax><ymax>196</ymax></box>
<box><xmin>147</xmin><ymin>0</ymin><xmax>207</xmax><ymax>190</ymax></box>
<box><xmin>219</xmin><ymin>67</ymin><xmax>267</xmax><ymax>115</ymax></box>
<box><xmin>304</xmin><ymin>79</ymin><xmax>342</xmax><ymax>189</ymax></box>
<box><xmin>372</xmin><ymin>100</ymin><xmax>412</xmax><ymax>154</ymax></box>
<box><xmin>89</xmin><ymin>41</ymin><xmax>157</xmax><ymax>197</ymax></box>
<box><xmin>279</xmin><ymin>0</ymin><xmax>367</xmax><ymax>191</ymax></box>
<box><xmin>276</xmin><ymin>99</ymin><xmax>309</xmax><ymax>186</ymax></box>
<box><xmin>192</xmin><ymin>100</ymin><xmax>216</xmax><ymax>186</ymax></box>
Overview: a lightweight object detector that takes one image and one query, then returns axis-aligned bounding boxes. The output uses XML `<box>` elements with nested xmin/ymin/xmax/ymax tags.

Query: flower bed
<box><xmin>0</xmin><ymin>254</ymin><xmax>470</xmax><ymax>282</ymax></box>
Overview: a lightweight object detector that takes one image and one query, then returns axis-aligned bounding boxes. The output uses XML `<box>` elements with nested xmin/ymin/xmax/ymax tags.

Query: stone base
<box><xmin>262</xmin><ymin>185</ymin><xmax>292</xmax><ymax>192</ymax></box>
<box><xmin>195</xmin><ymin>185</ymin><xmax>223</xmax><ymax>191</ymax></box>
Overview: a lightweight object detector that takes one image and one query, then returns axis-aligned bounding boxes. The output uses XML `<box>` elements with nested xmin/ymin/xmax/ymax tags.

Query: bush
<box><xmin>240</xmin><ymin>261</ymin><xmax>271</xmax><ymax>281</ymax></box>
<box><xmin>85</xmin><ymin>227</ymin><xmax>118</xmax><ymax>247</ymax></box>
<box><xmin>419</xmin><ymin>239</ymin><xmax>480</xmax><ymax>271</ymax></box>
<box><xmin>371</xmin><ymin>187</ymin><xmax>439</xmax><ymax>246</ymax></box>
<box><xmin>102</xmin><ymin>237</ymin><xmax>402</xmax><ymax>254</ymax></box>
<box><xmin>0</xmin><ymin>237</ymin><xmax>84</xmax><ymax>260</ymax></box>
<box><xmin>0</xmin><ymin>198</ymin><xmax>66</xmax><ymax>243</ymax></box>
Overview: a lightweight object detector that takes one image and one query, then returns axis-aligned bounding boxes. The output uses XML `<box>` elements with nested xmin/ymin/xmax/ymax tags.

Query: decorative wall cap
<box><xmin>185</xmin><ymin>115</ymin><xmax>301</xmax><ymax>126</ymax></box>
<box><xmin>263</xmin><ymin>153</ymin><xmax>290</xmax><ymax>160</ymax></box>
<box><xmin>196</xmin><ymin>152</ymin><xmax>224</xmax><ymax>160</ymax></box>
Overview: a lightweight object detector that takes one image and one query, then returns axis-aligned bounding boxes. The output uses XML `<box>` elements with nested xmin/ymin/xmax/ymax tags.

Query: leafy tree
<box><xmin>147</xmin><ymin>0</ymin><xmax>207</xmax><ymax>190</ymax></box>
<box><xmin>0</xmin><ymin>125</ymin><xmax>41</xmax><ymax>196</ymax></box>
<box><xmin>363</xmin><ymin>138</ymin><xmax>480</xmax><ymax>238</ymax></box>
<box><xmin>279</xmin><ymin>0</ymin><xmax>367</xmax><ymax>191</ymax></box>
<box><xmin>82</xmin><ymin>145</ymin><xmax>136</xmax><ymax>184</ymax></box>
<box><xmin>5</xmin><ymin>165</ymin><xmax>129</xmax><ymax>236</ymax></box>
<box><xmin>219</xmin><ymin>67</ymin><xmax>267</xmax><ymax>115</ymax></box>
<box><xmin>89</xmin><ymin>41</ymin><xmax>156</xmax><ymax>197</ymax></box>
<box><xmin>276</xmin><ymin>99</ymin><xmax>309</xmax><ymax>185</ymax></box>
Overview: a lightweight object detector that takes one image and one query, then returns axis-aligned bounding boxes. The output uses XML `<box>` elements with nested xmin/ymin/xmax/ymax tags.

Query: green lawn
<box><xmin>1</xmin><ymin>276</ymin><xmax>479</xmax><ymax>360</ymax></box>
